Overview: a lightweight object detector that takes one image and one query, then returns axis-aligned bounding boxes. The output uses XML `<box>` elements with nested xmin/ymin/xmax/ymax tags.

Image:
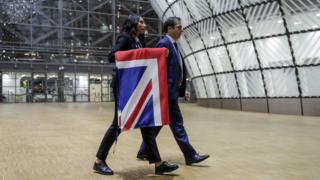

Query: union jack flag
<box><xmin>115</xmin><ymin>48</ymin><xmax>169</xmax><ymax>131</ymax></box>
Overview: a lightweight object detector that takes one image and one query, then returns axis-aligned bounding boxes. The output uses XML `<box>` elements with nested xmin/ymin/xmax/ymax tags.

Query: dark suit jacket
<box><xmin>156</xmin><ymin>35</ymin><xmax>186</xmax><ymax>100</ymax></box>
<box><xmin>108</xmin><ymin>33</ymin><xmax>145</xmax><ymax>63</ymax></box>
<box><xmin>108</xmin><ymin>33</ymin><xmax>145</xmax><ymax>88</ymax></box>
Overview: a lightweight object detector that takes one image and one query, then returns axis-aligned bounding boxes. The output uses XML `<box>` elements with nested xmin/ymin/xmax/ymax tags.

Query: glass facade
<box><xmin>150</xmin><ymin>0</ymin><xmax>320</xmax><ymax>115</ymax></box>
<box><xmin>0</xmin><ymin>71</ymin><xmax>113</xmax><ymax>103</ymax></box>
<box><xmin>0</xmin><ymin>0</ymin><xmax>161</xmax><ymax>103</ymax></box>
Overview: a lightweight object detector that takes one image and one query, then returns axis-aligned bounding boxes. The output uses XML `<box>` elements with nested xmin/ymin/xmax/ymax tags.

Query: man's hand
<box><xmin>184</xmin><ymin>91</ymin><xmax>190</xmax><ymax>101</ymax></box>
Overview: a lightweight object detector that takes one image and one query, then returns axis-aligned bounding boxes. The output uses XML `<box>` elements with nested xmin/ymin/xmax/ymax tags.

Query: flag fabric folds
<box><xmin>115</xmin><ymin>48</ymin><xmax>169</xmax><ymax>131</ymax></box>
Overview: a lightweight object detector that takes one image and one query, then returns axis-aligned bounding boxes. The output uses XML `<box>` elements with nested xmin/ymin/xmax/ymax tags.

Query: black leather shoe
<box><xmin>136</xmin><ymin>152</ymin><xmax>148</xmax><ymax>161</ymax></box>
<box><xmin>155</xmin><ymin>161</ymin><xmax>179</xmax><ymax>175</ymax></box>
<box><xmin>93</xmin><ymin>161</ymin><xmax>114</xmax><ymax>175</ymax></box>
<box><xmin>186</xmin><ymin>154</ymin><xmax>210</xmax><ymax>165</ymax></box>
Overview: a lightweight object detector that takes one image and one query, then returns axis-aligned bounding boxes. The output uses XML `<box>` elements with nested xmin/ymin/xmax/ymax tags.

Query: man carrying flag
<box><xmin>136</xmin><ymin>17</ymin><xmax>210</xmax><ymax>165</ymax></box>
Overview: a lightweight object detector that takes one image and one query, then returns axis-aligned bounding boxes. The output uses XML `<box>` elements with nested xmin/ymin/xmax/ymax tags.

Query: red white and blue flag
<box><xmin>115</xmin><ymin>48</ymin><xmax>169</xmax><ymax>131</ymax></box>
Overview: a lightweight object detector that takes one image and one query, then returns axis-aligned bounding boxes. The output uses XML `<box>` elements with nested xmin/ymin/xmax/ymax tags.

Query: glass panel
<box><xmin>33</xmin><ymin>73</ymin><xmax>46</xmax><ymax>102</ymax></box>
<box><xmin>16</xmin><ymin>72</ymin><xmax>31</xmax><ymax>103</ymax></box>
<box><xmin>203</xmin><ymin>76</ymin><xmax>220</xmax><ymax>98</ymax></box>
<box><xmin>90</xmin><ymin>0</ymin><xmax>113</xmax><ymax>13</ymax></box>
<box><xmin>33</xmin><ymin>7</ymin><xmax>59</xmax><ymax>26</ymax></box>
<box><xmin>39</xmin><ymin>0</ymin><xmax>59</xmax><ymax>8</ymax></box>
<box><xmin>63</xmin><ymin>29</ymin><xmax>89</xmax><ymax>48</ymax></box>
<box><xmin>63</xmin><ymin>0</ymin><xmax>88</xmax><ymax>10</ymax></box>
<box><xmin>291</xmin><ymin>31</ymin><xmax>320</xmax><ymax>65</ymax></box>
<box><xmin>102</xmin><ymin>75</ymin><xmax>113</xmax><ymax>102</ymax></box>
<box><xmin>63</xmin><ymin>10</ymin><xmax>88</xmax><ymax>29</ymax></box>
<box><xmin>255</xmin><ymin>36</ymin><xmax>293</xmax><ymax>68</ymax></box>
<box><xmin>241</xmin><ymin>0</ymin><xmax>268</xmax><ymax>6</ymax></box>
<box><xmin>185</xmin><ymin>55</ymin><xmax>201</xmax><ymax>77</ymax></box>
<box><xmin>2</xmin><ymin>72</ymin><xmax>15</xmax><ymax>103</ymax></box>
<box><xmin>282</xmin><ymin>0</ymin><xmax>320</xmax><ymax>32</ymax></box>
<box><xmin>210</xmin><ymin>0</ymin><xmax>240</xmax><ymax>14</ymax></box>
<box><xmin>76</xmin><ymin>73</ymin><xmax>88</xmax><ymax>102</ymax></box>
<box><xmin>64</xmin><ymin>73</ymin><xmax>75</xmax><ymax>102</ymax></box>
<box><xmin>150</xmin><ymin>1</ymin><xmax>167</xmax><ymax>18</ymax></box>
<box><xmin>183</xmin><ymin>26</ymin><xmax>205</xmax><ymax>52</ymax></box>
<box><xmin>90</xmin><ymin>74</ymin><xmax>101</xmax><ymax>102</ymax></box>
<box><xmin>216</xmin><ymin>73</ymin><xmax>239</xmax><ymax>98</ymax></box>
<box><xmin>227</xmin><ymin>41</ymin><xmax>259</xmax><ymax>70</ymax></box>
<box><xmin>216</xmin><ymin>10</ymin><xmax>250</xmax><ymax>43</ymax></box>
<box><xmin>1</xmin><ymin>1</ymin><xmax>32</xmax><ymax>24</ymax></box>
<box><xmin>187</xmin><ymin>0</ymin><xmax>212</xmax><ymax>21</ymax></box>
<box><xmin>139</xmin><ymin>2</ymin><xmax>159</xmax><ymax>18</ymax></box>
<box><xmin>171</xmin><ymin>1</ymin><xmax>193</xmax><ymax>25</ymax></box>
<box><xmin>90</xmin><ymin>13</ymin><xmax>112</xmax><ymax>31</ymax></box>
<box><xmin>194</xmin><ymin>51</ymin><xmax>214</xmax><ymax>75</ymax></box>
<box><xmin>145</xmin><ymin>18</ymin><xmax>160</xmax><ymax>36</ymax></box>
<box><xmin>33</xmin><ymin>26</ymin><xmax>59</xmax><ymax>46</ymax></box>
<box><xmin>199</xmin><ymin>19</ymin><xmax>223</xmax><ymax>48</ymax></box>
<box><xmin>299</xmin><ymin>66</ymin><xmax>320</xmax><ymax>97</ymax></box>
<box><xmin>47</xmin><ymin>73</ymin><xmax>58</xmax><ymax>102</ymax></box>
<box><xmin>90</xmin><ymin>31</ymin><xmax>113</xmax><ymax>49</ymax></box>
<box><xmin>179</xmin><ymin>35</ymin><xmax>192</xmax><ymax>55</ymax></box>
<box><xmin>185</xmin><ymin>59</ymin><xmax>195</xmax><ymax>78</ymax></box>
<box><xmin>264</xmin><ymin>68</ymin><xmax>299</xmax><ymax>97</ymax></box>
<box><xmin>192</xmin><ymin>79</ymin><xmax>201</xmax><ymax>98</ymax></box>
<box><xmin>1</xmin><ymin>24</ymin><xmax>30</xmax><ymax>43</ymax></box>
<box><xmin>208</xmin><ymin>47</ymin><xmax>233</xmax><ymax>73</ymax></box>
<box><xmin>193</xmin><ymin>78</ymin><xmax>207</xmax><ymax>98</ymax></box>
<box><xmin>245</xmin><ymin>1</ymin><xmax>285</xmax><ymax>37</ymax></box>
<box><xmin>237</xmin><ymin>71</ymin><xmax>265</xmax><ymax>97</ymax></box>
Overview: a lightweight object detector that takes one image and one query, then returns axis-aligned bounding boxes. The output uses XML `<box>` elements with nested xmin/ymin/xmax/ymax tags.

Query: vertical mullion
<box><xmin>277</xmin><ymin>0</ymin><xmax>304</xmax><ymax>115</ymax></box>
<box><xmin>238</xmin><ymin>0</ymin><xmax>270</xmax><ymax>112</ymax></box>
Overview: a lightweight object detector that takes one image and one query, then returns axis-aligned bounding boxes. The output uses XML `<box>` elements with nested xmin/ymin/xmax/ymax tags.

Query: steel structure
<box><xmin>0</xmin><ymin>0</ymin><xmax>162</xmax><ymax>103</ymax></box>
<box><xmin>150</xmin><ymin>0</ymin><xmax>320</xmax><ymax>115</ymax></box>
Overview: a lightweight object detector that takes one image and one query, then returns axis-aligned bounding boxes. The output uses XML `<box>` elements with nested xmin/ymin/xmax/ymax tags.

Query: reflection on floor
<box><xmin>0</xmin><ymin>103</ymin><xmax>320</xmax><ymax>180</ymax></box>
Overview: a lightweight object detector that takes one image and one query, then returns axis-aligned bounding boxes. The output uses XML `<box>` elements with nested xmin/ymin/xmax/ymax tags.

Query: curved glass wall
<box><xmin>150</xmin><ymin>0</ymin><xmax>320</xmax><ymax>115</ymax></box>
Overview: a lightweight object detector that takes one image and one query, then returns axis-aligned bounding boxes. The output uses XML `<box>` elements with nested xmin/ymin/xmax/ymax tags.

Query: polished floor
<box><xmin>0</xmin><ymin>103</ymin><xmax>319</xmax><ymax>180</ymax></box>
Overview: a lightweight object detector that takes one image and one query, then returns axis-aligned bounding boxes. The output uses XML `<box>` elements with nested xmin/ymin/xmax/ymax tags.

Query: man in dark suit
<box><xmin>137</xmin><ymin>17</ymin><xmax>210</xmax><ymax>165</ymax></box>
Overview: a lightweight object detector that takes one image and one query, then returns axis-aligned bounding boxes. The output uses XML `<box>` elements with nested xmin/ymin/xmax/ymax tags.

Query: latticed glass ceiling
<box><xmin>150</xmin><ymin>0</ymin><xmax>320</xmax><ymax>100</ymax></box>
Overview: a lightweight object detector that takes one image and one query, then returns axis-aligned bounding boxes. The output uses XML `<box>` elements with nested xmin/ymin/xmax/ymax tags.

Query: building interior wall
<box><xmin>150</xmin><ymin>0</ymin><xmax>320</xmax><ymax>116</ymax></box>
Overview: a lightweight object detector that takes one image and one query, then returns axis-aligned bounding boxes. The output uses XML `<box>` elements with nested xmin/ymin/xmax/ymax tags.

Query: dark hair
<box><xmin>121</xmin><ymin>14</ymin><xmax>140</xmax><ymax>34</ymax></box>
<box><xmin>163</xmin><ymin>17</ymin><xmax>181</xmax><ymax>33</ymax></box>
<box><xmin>120</xmin><ymin>14</ymin><xmax>145</xmax><ymax>46</ymax></box>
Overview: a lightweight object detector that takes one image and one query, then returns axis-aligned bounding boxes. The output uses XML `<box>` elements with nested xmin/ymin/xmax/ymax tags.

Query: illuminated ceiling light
<box><xmin>312</xmin><ymin>25</ymin><xmax>319</xmax><ymax>28</ymax></box>
<box><xmin>277</xmin><ymin>20</ymin><xmax>283</xmax><ymax>23</ymax></box>
<box><xmin>294</xmin><ymin>22</ymin><xmax>301</xmax><ymax>25</ymax></box>
<box><xmin>101</xmin><ymin>24</ymin><xmax>108</xmax><ymax>33</ymax></box>
<box><xmin>316</xmin><ymin>13</ymin><xmax>320</xmax><ymax>17</ymax></box>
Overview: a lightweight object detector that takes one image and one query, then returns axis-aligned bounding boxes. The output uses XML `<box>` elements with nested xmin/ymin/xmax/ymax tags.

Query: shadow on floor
<box><xmin>117</xmin><ymin>165</ymin><xmax>179</xmax><ymax>180</ymax></box>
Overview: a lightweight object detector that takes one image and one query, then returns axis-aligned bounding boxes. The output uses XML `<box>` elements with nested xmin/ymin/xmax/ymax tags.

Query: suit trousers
<box><xmin>96</xmin><ymin>76</ymin><xmax>162</xmax><ymax>164</ymax></box>
<box><xmin>138</xmin><ymin>100</ymin><xmax>197</xmax><ymax>159</ymax></box>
